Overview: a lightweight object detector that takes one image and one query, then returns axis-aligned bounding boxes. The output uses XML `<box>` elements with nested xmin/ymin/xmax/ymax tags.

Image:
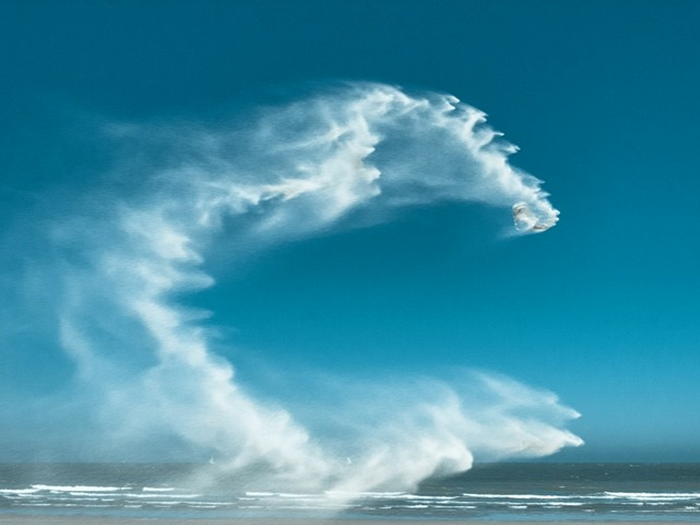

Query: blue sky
<box><xmin>1</xmin><ymin>0</ymin><xmax>699</xmax><ymax>468</ymax></box>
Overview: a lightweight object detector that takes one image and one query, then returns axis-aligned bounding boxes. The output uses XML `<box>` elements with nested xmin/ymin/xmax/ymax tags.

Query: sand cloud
<box><xmin>4</xmin><ymin>83</ymin><xmax>577</xmax><ymax>491</ymax></box>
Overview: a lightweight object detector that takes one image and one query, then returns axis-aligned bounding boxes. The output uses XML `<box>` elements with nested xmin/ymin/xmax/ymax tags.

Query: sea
<box><xmin>1</xmin><ymin>463</ymin><xmax>699</xmax><ymax>522</ymax></box>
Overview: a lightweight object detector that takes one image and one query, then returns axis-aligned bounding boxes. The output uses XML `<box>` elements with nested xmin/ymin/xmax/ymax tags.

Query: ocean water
<box><xmin>0</xmin><ymin>463</ymin><xmax>699</xmax><ymax>521</ymax></box>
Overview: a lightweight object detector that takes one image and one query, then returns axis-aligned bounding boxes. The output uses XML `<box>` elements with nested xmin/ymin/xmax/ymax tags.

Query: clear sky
<box><xmin>1</xmin><ymin>0</ymin><xmax>699</xmax><ymax>470</ymax></box>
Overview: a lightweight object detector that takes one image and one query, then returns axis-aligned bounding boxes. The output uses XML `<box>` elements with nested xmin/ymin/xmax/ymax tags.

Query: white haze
<box><xmin>17</xmin><ymin>83</ymin><xmax>579</xmax><ymax>492</ymax></box>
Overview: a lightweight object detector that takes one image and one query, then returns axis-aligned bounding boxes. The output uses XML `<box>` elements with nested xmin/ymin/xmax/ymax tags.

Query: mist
<box><xmin>2</xmin><ymin>83</ymin><xmax>579</xmax><ymax>493</ymax></box>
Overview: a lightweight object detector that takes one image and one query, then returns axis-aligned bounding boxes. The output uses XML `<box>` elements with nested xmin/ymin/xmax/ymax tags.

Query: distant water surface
<box><xmin>1</xmin><ymin>463</ymin><xmax>698</xmax><ymax>521</ymax></box>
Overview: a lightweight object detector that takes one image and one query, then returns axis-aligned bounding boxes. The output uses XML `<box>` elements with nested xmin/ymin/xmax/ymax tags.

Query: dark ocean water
<box><xmin>1</xmin><ymin>463</ymin><xmax>699</xmax><ymax>521</ymax></box>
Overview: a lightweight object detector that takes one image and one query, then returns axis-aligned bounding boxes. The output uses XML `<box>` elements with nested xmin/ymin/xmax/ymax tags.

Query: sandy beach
<box><xmin>0</xmin><ymin>517</ymin><xmax>691</xmax><ymax>525</ymax></box>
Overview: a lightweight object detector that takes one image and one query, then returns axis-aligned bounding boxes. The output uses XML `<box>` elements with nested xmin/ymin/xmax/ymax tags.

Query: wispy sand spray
<box><xmin>33</xmin><ymin>83</ymin><xmax>578</xmax><ymax>493</ymax></box>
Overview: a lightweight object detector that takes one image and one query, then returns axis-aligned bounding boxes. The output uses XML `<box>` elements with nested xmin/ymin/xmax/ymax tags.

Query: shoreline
<box><xmin>0</xmin><ymin>517</ymin><xmax>695</xmax><ymax>525</ymax></box>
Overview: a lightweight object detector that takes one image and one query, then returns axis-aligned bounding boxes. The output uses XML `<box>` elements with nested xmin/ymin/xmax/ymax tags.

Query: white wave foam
<box><xmin>396</xmin><ymin>494</ymin><xmax>459</xmax><ymax>500</ymax></box>
<box><xmin>462</xmin><ymin>493</ymin><xmax>571</xmax><ymax>500</ymax></box>
<box><xmin>604</xmin><ymin>491</ymin><xmax>700</xmax><ymax>501</ymax></box>
<box><xmin>325</xmin><ymin>490</ymin><xmax>406</xmax><ymax>498</ymax></box>
<box><xmin>68</xmin><ymin>491</ymin><xmax>201</xmax><ymax>499</ymax></box>
<box><xmin>0</xmin><ymin>488</ymin><xmax>39</xmax><ymax>495</ymax></box>
<box><xmin>31</xmin><ymin>484</ymin><xmax>125</xmax><ymax>493</ymax></box>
